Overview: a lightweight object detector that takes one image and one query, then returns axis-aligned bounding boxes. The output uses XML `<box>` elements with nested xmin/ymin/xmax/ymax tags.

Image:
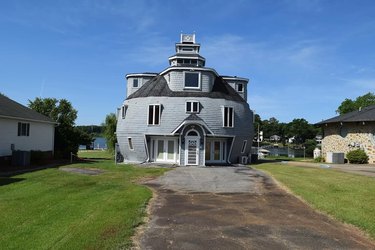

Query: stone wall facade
<box><xmin>322</xmin><ymin>122</ymin><xmax>375</xmax><ymax>164</ymax></box>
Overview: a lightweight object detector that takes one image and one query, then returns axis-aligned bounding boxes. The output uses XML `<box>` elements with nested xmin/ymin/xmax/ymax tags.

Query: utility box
<box><xmin>12</xmin><ymin>151</ymin><xmax>31</xmax><ymax>167</ymax></box>
<box><xmin>326</xmin><ymin>152</ymin><xmax>345</xmax><ymax>164</ymax></box>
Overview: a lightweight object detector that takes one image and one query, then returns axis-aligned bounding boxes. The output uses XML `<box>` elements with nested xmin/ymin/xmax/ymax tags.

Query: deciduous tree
<box><xmin>337</xmin><ymin>92</ymin><xmax>375</xmax><ymax>114</ymax></box>
<box><xmin>28</xmin><ymin>97</ymin><xmax>89</xmax><ymax>158</ymax></box>
<box><xmin>102</xmin><ymin>113</ymin><xmax>117</xmax><ymax>153</ymax></box>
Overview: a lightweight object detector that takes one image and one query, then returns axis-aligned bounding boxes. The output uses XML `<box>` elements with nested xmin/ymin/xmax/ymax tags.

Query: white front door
<box><xmin>186</xmin><ymin>138</ymin><xmax>199</xmax><ymax>165</ymax></box>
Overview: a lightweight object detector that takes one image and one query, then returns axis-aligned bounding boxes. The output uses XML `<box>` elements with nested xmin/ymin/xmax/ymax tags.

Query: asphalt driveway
<box><xmin>134</xmin><ymin>166</ymin><xmax>375</xmax><ymax>249</ymax></box>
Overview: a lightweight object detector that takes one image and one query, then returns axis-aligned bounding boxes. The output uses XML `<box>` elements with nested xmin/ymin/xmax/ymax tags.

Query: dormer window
<box><xmin>184</xmin><ymin>72</ymin><xmax>201</xmax><ymax>89</ymax></box>
<box><xmin>133</xmin><ymin>79</ymin><xmax>139</xmax><ymax>88</ymax></box>
<box><xmin>236</xmin><ymin>83</ymin><xmax>243</xmax><ymax>92</ymax></box>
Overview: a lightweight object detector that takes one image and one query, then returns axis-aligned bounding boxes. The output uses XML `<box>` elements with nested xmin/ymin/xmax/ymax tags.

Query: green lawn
<box><xmin>0</xmin><ymin>153</ymin><xmax>168</xmax><ymax>249</ymax></box>
<box><xmin>264</xmin><ymin>155</ymin><xmax>313</xmax><ymax>162</ymax></box>
<box><xmin>78</xmin><ymin>150</ymin><xmax>113</xmax><ymax>159</ymax></box>
<box><xmin>256</xmin><ymin>163</ymin><xmax>375</xmax><ymax>238</ymax></box>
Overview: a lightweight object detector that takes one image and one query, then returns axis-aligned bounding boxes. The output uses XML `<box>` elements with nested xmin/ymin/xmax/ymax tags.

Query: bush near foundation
<box><xmin>346</xmin><ymin>149</ymin><xmax>369</xmax><ymax>164</ymax></box>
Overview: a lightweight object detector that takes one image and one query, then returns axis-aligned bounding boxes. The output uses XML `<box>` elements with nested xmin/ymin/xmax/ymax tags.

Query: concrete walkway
<box><xmin>134</xmin><ymin>166</ymin><xmax>375</xmax><ymax>249</ymax></box>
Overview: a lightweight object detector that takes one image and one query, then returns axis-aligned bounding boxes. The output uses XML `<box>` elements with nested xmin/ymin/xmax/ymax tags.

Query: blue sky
<box><xmin>1</xmin><ymin>0</ymin><xmax>375</xmax><ymax>125</ymax></box>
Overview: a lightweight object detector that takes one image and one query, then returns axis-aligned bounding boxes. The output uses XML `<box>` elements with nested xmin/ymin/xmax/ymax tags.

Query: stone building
<box><xmin>116</xmin><ymin>34</ymin><xmax>254</xmax><ymax>166</ymax></box>
<box><xmin>317</xmin><ymin>105</ymin><xmax>375</xmax><ymax>164</ymax></box>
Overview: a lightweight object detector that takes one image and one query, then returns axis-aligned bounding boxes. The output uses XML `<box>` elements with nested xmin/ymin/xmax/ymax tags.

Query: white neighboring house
<box><xmin>0</xmin><ymin>94</ymin><xmax>56</xmax><ymax>160</ymax></box>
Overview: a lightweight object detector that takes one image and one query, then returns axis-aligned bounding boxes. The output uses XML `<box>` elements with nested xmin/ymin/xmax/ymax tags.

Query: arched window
<box><xmin>187</xmin><ymin>130</ymin><xmax>198</xmax><ymax>136</ymax></box>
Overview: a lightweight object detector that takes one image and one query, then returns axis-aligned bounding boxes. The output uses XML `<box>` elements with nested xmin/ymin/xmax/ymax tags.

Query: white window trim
<box><xmin>222</xmin><ymin>106</ymin><xmax>234</xmax><ymax>128</ymax></box>
<box><xmin>147</xmin><ymin>104</ymin><xmax>161</xmax><ymax>125</ymax></box>
<box><xmin>183</xmin><ymin>71</ymin><xmax>201</xmax><ymax>89</ymax></box>
<box><xmin>128</xmin><ymin>137</ymin><xmax>134</xmax><ymax>151</ymax></box>
<box><xmin>186</xmin><ymin>101</ymin><xmax>200</xmax><ymax>113</ymax></box>
<box><xmin>241</xmin><ymin>140</ymin><xmax>248</xmax><ymax>153</ymax></box>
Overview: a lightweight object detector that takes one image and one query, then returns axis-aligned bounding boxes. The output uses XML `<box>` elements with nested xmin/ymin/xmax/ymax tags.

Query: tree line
<box><xmin>28</xmin><ymin>97</ymin><xmax>117</xmax><ymax>159</ymax></box>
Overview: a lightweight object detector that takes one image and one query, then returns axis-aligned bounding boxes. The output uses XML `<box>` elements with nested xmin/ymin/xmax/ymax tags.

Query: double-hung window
<box><xmin>184</xmin><ymin>71</ymin><xmax>200</xmax><ymax>89</ymax></box>
<box><xmin>18</xmin><ymin>122</ymin><xmax>30</xmax><ymax>136</ymax></box>
<box><xmin>186</xmin><ymin>101</ymin><xmax>200</xmax><ymax>113</ymax></box>
<box><xmin>223</xmin><ymin>106</ymin><xmax>234</xmax><ymax>128</ymax></box>
<box><xmin>148</xmin><ymin>104</ymin><xmax>161</xmax><ymax>125</ymax></box>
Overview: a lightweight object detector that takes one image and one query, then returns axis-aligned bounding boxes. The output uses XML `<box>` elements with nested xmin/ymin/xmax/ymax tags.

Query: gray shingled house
<box><xmin>116</xmin><ymin>34</ymin><xmax>254</xmax><ymax>166</ymax></box>
<box><xmin>317</xmin><ymin>105</ymin><xmax>375</xmax><ymax>164</ymax></box>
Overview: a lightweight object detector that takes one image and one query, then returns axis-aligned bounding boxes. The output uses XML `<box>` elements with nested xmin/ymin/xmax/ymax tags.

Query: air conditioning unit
<box><xmin>241</xmin><ymin>156</ymin><xmax>248</xmax><ymax>165</ymax></box>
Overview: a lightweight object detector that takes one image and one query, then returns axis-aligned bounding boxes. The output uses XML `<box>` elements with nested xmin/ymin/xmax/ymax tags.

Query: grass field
<box><xmin>264</xmin><ymin>155</ymin><xmax>313</xmax><ymax>162</ymax></box>
<box><xmin>0</xmin><ymin>151</ymin><xmax>168</xmax><ymax>249</ymax></box>
<box><xmin>256</xmin><ymin>163</ymin><xmax>375</xmax><ymax>239</ymax></box>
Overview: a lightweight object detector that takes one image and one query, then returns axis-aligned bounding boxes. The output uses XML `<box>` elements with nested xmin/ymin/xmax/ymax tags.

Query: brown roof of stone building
<box><xmin>316</xmin><ymin>105</ymin><xmax>375</xmax><ymax>125</ymax></box>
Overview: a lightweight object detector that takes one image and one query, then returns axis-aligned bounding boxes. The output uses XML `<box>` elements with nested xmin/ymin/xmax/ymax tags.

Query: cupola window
<box><xmin>133</xmin><ymin>79</ymin><xmax>139</xmax><ymax>88</ymax></box>
<box><xmin>236</xmin><ymin>83</ymin><xmax>244</xmax><ymax>92</ymax></box>
<box><xmin>184</xmin><ymin>72</ymin><xmax>201</xmax><ymax>89</ymax></box>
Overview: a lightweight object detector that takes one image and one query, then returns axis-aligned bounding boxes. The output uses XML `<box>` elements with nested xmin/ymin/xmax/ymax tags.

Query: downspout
<box><xmin>227</xmin><ymin>136</ymin><xmax>236</xmax><ymax>164</ymax></box>
<box><xmin>143</xmin><ymin>134</ymin><xmax>150</xmax><ymax>163</ymax></box>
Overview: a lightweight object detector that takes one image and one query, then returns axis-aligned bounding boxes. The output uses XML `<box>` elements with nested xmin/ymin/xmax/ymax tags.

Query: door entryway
<box><xmin>185</xmin><ymin>129</ymin><xmax>200</xmax><ymax>166</ymax></box>
<box><xmin>150</xmin><ymin>137</ymin><xmax>178</xmax><ymax>163</ymax></box>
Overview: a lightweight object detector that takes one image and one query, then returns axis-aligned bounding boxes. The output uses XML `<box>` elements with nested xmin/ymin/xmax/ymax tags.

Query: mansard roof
<box><xmin>316</xmin><ymin>105</ymin><xmax>375</xmax><ymax>125</ymax></box>
<box><xmin>126</xmin><ymin>75</ymin><xmax>246</xmax><ymax>102</ymax></box>
<box><xmin>0</xmin><ymin>94</ymin><xmax>56</xmax><ymax>124</ymax></box>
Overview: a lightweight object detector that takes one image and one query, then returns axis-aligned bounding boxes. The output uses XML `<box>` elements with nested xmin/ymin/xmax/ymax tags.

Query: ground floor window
<box><xmin>205</xmin><ymin>139</ymin><xmax>227</xmax><ymax>163</ymax></box>
<box><xmin>150</xmin><ymin>137</ymin><xmax>178</xmax><ymax>163</ymax></box>
<box><xmin>18</xmin><ymin>122</ymin><xmax>30</xmax><ymax>136</ymax></box>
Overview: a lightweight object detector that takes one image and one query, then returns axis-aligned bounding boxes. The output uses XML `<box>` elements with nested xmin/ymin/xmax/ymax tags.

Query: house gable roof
<box><xmin>316</xmin><ymin>105</ymin><xmax>375</xmax><ymax>125</ymax></box>
<box><xmin>0</xmin><ymin>94</ymin><xmax>55</xmax><ymax>124</ymax></box>
<box><xmin>126</xmin><ymin>75</ymin><xmax>246</xmax><ymax>102</ymax></box>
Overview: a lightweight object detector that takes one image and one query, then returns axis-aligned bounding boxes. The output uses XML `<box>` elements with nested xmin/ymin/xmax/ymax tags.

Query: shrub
<box><xmin>314</xmin><ymin>156</ymin><xmax>324</xmax><ymax>163</ymax></box>
<box><xmin>346</xmin><ymin>149</ymin><xmax>369</xmax><ymax>164</ymax></box>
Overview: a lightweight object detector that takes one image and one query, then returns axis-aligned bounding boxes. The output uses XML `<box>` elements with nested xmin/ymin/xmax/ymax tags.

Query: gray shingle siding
<box><xmin>117</xmin><ymin>96</ymin><xmax>253</xmax><ymax>165</ymax></box>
